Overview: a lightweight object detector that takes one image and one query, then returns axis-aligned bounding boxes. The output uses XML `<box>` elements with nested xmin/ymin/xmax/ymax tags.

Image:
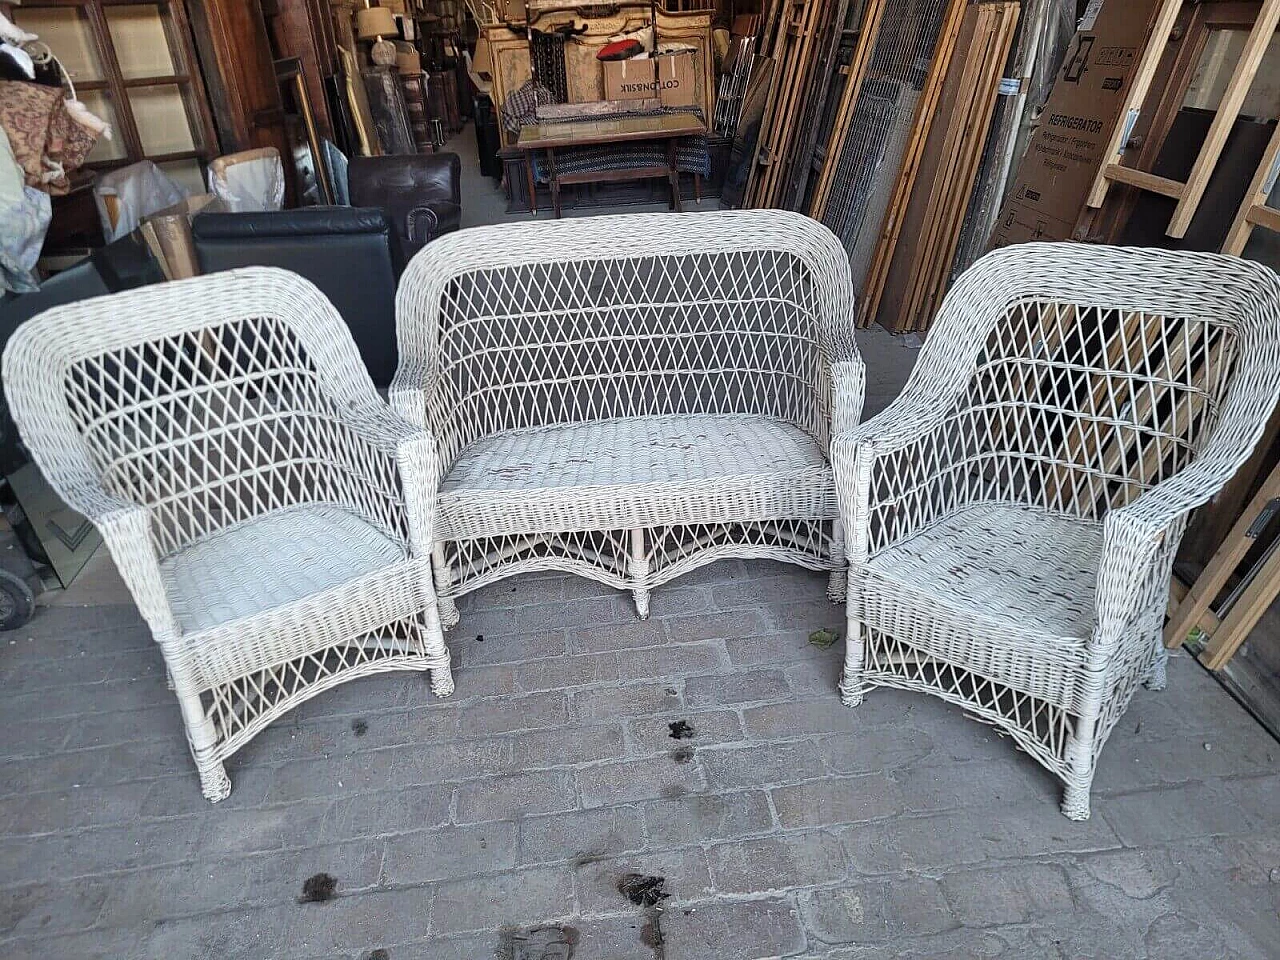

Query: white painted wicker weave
<box><xmin>3</xmin><ymin>268</ymin><xmax>453</xmax><ymax>801</ymax></box>
<box><xmin>393</xmin><ymin>210</ymin><xmax>864</xmax><ymax>623</ymax></box>
<box><xmin>834</xmin><ymin>243</ymin><xmax>1280</xmax><ymax>820</ymax></box>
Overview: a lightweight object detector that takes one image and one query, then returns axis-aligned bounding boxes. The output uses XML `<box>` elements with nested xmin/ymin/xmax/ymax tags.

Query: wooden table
<box><xmin>516</xmin><ymin>114</ymin><xmax>707</xmax><ymax>217</ymax></box>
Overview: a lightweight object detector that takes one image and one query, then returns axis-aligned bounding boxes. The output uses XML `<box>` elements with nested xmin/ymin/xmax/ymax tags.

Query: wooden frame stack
<box><xmin>859</xmin><ymin>0</ymin><xmax>1020</xmax><ymax>331</ymax></box>
<box><xmin>806</xmin><ymin>0</ymin><xmax>888</xmax><ymax>221</ymax></box>
<box><xmin>744</xmin><ymin>0</ymin><xmax>846</xmax><ymax>207</ymax></box>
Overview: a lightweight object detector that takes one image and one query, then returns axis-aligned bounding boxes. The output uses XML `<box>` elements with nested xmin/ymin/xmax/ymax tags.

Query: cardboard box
<box><xmin>602</xmin><ymin>51</ymin><xmax>697</xmax><ymax>108</ymax></box>
<box><xmin>140</xmin><ymin>193</ymin><xmax>223</xmax><ymax>280</ymax></box>
<box><xmin>989</xmin><ymin>0</ymin><xmax>1162</xmax><ymax>248</ymax></box>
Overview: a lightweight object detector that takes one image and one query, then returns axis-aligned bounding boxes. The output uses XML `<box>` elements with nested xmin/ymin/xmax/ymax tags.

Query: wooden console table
<box><xmin>516</xmin><ymin>114</ymin><xmax>707</xmax><ymax>217</ymax></box>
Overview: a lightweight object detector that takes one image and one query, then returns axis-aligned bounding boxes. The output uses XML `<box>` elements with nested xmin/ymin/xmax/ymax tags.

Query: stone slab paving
<box><xmin>2</xmin><ymin>557</ymin><xmax>1279</xmax><ymax>959</ymax></box>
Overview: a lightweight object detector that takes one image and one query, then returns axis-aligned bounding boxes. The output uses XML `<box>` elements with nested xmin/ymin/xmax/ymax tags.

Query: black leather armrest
<box><xmin>406</xmin><ymin>201</ymin><xmax>462</xmax><ymax>244</ymax></box>
<box><xmin>348</xmin><ymin>154</ymin><xmax>462</xmax><ymax>242</ymax></box>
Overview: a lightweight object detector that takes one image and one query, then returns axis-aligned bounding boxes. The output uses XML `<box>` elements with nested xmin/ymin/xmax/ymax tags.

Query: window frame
<box><xmin>14</xmin><ymin>0</ymin><xmax>220</xmax><ymax>171</ymax></box>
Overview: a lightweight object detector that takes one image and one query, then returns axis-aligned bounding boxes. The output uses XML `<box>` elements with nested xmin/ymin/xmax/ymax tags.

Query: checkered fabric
<box><xmin>528</xmin><ymin>107</ymin><xmax>711</xmax><ymax>183</ymax></box>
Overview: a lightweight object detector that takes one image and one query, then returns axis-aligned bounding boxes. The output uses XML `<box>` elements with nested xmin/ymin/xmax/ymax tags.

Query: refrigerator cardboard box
<box><xmin>989</xmin><ymin>0</ymin><xmax>1162</xmax><ymax>248</ymax></box>
<box><xmin>602</xmin><ymin>51</ymin><xmax>697</xmax><ymax>108</ymax></box>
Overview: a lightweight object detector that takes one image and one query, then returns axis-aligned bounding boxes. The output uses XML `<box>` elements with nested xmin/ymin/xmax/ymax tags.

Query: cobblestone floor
<box><xmin>2</xmin><ymin>555</ymin><xmax>1279</xmax><ymax>959</ymax></box>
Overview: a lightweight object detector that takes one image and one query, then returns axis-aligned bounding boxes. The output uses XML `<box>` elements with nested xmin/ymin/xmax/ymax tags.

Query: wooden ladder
<box><xmin>1223</xmin><ymin>120</ymin><xmax>1280</xmax><ymax>255</ymax></box>
<box><xmin>1085</xmin><ymin>0</ymin><xmax>1280</xmax><ymax>239</ymax></box>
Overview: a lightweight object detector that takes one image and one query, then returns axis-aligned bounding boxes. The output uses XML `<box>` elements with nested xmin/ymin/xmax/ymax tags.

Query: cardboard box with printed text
<box><xmin>989</xmin><ymin>0</ymin><xmax>1162</xmax><ymax>248</ymax></box>
<box><xmin>602</xmin><ymin>51</ymin><xmax>697</xmax><ymax>108</ymax></box>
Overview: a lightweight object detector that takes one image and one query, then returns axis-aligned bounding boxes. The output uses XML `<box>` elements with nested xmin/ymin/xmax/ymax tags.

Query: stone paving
<box><xmin>2</xmin><ymin>555</ymin><xmax>1280</xmax><ymax>959</ymax></box>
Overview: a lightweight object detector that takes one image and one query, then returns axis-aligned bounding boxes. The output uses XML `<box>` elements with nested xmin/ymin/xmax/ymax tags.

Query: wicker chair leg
<box><xmin>177</xmin><ymin>689</ymin><xmax>231</xmax><ymax>802</ymax></box>
<box><xmin>422</xmin><ymin>604</ymin><xmax>455</xmax><ymax>698</ymax></box>
<box><xmin>629</xmin><ymin>528</ymin><xmax>651</xmax><ymax>620</ymax></box>
<box><xmin>828</xmin><ymin>519</ymin><xmax>847</xmax><ymax>602</ymax></box>
<box><xmin>840</xmin><ymin>614</ymin><xmax>867</xmax><ymax>707</ymax></box>
<box><xmin>1061</xmin><ymin>781</ymin><xmax>1091</xmax><ymax>821</ymax></box>
<box><xmin>1060</xmin><ymin>714</ymin><xmax>1097</xmax><ymax>820</ymax></box>
<box><xmin>431</xmin><ymin>543</ymin><xmax>461</xmax><ymax>629</ymax></box>
<box><xmin>1145</xmin><ymin>639</ymin><xmax>1169</xmax><ymax>691</ymax></box>
<box><xmin>196</xmin><ymin>754</ymin><xmax>232</xmax><ymax>803</ymax></box>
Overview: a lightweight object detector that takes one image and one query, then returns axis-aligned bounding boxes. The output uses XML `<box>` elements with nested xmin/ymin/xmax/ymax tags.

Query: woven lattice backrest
<box><xmin>4</xmin><ymin>268</ymin><xmax>392</xmax><ymax>557</ymax></box>
<box><xmin>923</xmin><ymin>243</ymin><xmax>1280</xmax><ymax>522</ymax></box>
<box><xmin>396</xmin><ymin>210</ymin><xmax>859</xmax><ymax>469</ymax></box>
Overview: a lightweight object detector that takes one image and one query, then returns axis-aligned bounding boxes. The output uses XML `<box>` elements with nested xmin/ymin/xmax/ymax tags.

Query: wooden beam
<box><xmin>1167</xmin><ymin>0</ymin><xmax>1280</xmax><ymax>237</ymax></box>
<box><xmin>1085</xmin><ymin>0</ymin><xmax>1183</xmax><ymax>209</ymax></box>
<box><xmin>1201</xmin><ymin>539</ymin><xmax>1280</xmax><ymax>669</ymax></box>
<box><xmin>1167</xmin><ymin>455</ymin><xmax>1280</xmax><ymax>650</ymax></box>
<box><xmin>1249</xmin><ymin>201</ymin><xmax>1280</xmax><ymax>234</ymax></box>
<box><xmin>1102</xmin><ymin>164</ymin><xmax>1185</xmax><ymax>198</ymax></box>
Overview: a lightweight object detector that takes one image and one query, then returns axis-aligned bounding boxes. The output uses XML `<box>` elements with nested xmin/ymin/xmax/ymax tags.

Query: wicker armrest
<box><xmin>1092</xmin><ymin>444</ymin><xmax>1262</xmax><ymax>644</ymax></box>
<box><xmin>65</xmin><ymin>482</ymin><xmax>179</xmax><ymax>636</ymax></box>
<box><xmin>832</xmin><ymin>392</ymin><xmax>977</xmax><ymax>560</ymax></box>
<box><xmin>831</xmin><ymin>358</ymin><xmax>866</xmax><ymax>438</ymax></box>
<box><xmin>327</xmin><ymin>402</ymin><xmax>438</xmax><ymax>556</ymax></box>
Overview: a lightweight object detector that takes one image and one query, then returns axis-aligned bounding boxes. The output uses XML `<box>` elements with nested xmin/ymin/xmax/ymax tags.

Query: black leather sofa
<box><xmin>349</xmin><ymin>152</ymin><xmax>462</xmax><ymax>261</ymax></box>
<box><xmin>192</xmin><ymin>206</ymin><xmax>400</xmax><ymax>388</ymax></box>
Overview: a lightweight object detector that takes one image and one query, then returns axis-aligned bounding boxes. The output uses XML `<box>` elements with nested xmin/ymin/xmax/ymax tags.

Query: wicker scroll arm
<box><xmin>1093</xmin><ymin>402</ymin><xmax>1280</xmax><ymax>656</ymax></box>
<box><xmin>328</xmin><ymin>400</ymin><xmax>438</xmax><ymax>558</ymax></box>
<box><xmin>58</xmin><ymin>481</ymin><xmax>180</xmax><ymax>638</ymax></box>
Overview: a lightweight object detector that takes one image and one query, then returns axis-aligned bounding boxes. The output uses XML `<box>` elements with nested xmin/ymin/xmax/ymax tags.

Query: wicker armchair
<box><xmin>834</xmin><ymin>244</ymin><xmax>1280</xmax><ymax>820</ymax></box>
<box><xmin>394</xmin><ymin>210</ymin><xmax>863</xmax><ymax>624</ymax></box>
<box><xmin>3</xmin><ymin>268</ymin><xmax>453</xmax><ymax>801</ymax></box>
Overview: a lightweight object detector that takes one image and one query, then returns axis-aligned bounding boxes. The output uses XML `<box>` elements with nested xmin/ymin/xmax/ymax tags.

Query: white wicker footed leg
<box><xmin>432</xmin><ymin>542</ymin><xmax>461</xmax><ymax>629</ymax></box>
<box><xmin>1145</xmin><ymin>642</ymin><xmax>1169</xmax><ymax>691</ymax></box>
<box><xmin>422</xmin><ymin>604</ymin><xmax>455</xmax><ymax>697</ymax></box>
<box><xmin>828</xmin><ymin>518</ymin><xmax>847</xmax><ymax>602</ymax></box>
<box><xmin>1060</xmin><ymin>718</ymin><xmax>1098</xmax><ymax>821</ymax></box>
<box><xmin>840</xmin><ymin>614</ymin><xmax>867</xmax><ymax>707</ymax></box>
<box><xmin>629</xmin><ymin>528</ymin><xmax>651</xmax><ymax>620</ymax></box>
<box><xmin>177</xmin><ymin>689</ymin><xmax>231</xmax><ymax>803</ymax></box>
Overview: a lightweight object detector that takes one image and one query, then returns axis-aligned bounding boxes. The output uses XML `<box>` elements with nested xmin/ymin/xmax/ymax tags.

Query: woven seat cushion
<box><xmin>160</xmin><ymin>504</ymin><xmax>406</xmax><ymax>634</ymax></box>
<box><xmin>438</xmin><ymin>413</ymin><xmax>835</xmax><ymax>539</ymax></box>
<box><xmin>855</xmin><ymin>503</ymin><xmax>1104</xmax><ymax>709</ymax></box>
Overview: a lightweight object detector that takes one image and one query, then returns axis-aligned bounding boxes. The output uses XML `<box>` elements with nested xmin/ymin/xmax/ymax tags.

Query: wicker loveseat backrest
<box><xmin>395</xmin><ymin>210</ymin><xmax>859</xmax><ymax>474</ymax></box>
<box><xmin>4</xmin><ymin>268</ymin><xmax>397</xmax><ymax>557</ymax></box>
<box><xmin>913</xmin><ymin>243</ymin><xmax>1280</xmax><ymax>523</ymax></box>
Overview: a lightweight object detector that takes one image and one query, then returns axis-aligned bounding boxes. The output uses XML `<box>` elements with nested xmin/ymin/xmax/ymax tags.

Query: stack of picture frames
<box><xmin>863</xmin><ymin>0</ymin><xmax>1020</xmax><ymax>332</ymax></box>
<box><xmin>737</xmin><ymin>0</ymin><xmax>852</xmax><ymax>208</ymax></box>
<box><xmin>807</xmin><ymin>0</ymin><xmax>990</xmax><ymax>315</ymax></box>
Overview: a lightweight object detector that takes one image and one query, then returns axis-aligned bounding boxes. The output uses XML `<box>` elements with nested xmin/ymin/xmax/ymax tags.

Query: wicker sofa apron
<box><xmin>393</xmin><ymin>209</ymin><xmax>864</xmax><ymax>625</ymax></box>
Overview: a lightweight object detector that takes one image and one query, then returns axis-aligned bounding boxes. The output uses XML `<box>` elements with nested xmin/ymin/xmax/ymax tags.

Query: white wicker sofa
<box><xmin>393</xmin><ymin>210</ymin><xmax>864</xmax><ymax>624</ymax></box>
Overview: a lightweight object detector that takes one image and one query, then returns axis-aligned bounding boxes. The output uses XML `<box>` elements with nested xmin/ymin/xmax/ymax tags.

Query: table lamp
<box><xmin>357</xmin><ymin>6</ymin><xmax>399</xmax><ymax>67</ymax></box>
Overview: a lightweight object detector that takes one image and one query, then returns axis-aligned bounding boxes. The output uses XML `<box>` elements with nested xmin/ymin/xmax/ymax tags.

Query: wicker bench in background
<box><xmin>394</xmin><ymin>209</ymin><xmax>864</xmax><ymax>625</ymax></box>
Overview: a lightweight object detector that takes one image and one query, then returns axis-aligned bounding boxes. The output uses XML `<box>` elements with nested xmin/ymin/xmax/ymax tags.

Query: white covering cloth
<box><xmin>207</xmin><ymin>148</ymin><xmax>285</xmax><ymax>213</ymax></box>
<box><xmin>94</xmin><ymin>160</ymin><xmax>188</xmax><ymax>242</ymax></box>
<box><xmin>0</xmin><ymin>124</ymin><xmax>50</xmax><ymax>293</ymax></box>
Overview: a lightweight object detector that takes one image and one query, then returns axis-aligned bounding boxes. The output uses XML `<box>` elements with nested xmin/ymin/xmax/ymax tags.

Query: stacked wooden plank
<box><xmin>859</xmin><ymin>0</ymin><xmax>1020</xmax><ymax>331</ymax></box>
<box><xmin>737</xmin><ymin>0</ymin><xmax>852</xmax><ymax>208</ymax></box>
<box><xmin>807</xmin><ymin>0</ymin><xmax>966</xmax><ymax>292</ymax></box>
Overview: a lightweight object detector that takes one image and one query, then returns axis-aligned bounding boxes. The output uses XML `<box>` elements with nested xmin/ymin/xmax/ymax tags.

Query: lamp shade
<box><xmin>357</xmin><ymin>6</ymin><xmax>397</xmax><ymax>40</ymax></box>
